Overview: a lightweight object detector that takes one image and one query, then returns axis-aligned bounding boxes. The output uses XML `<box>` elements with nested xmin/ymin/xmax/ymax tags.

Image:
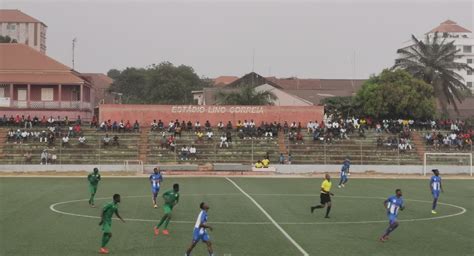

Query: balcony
<box><xmin>8</xmin><ymin>100</ymin><xmax>91</xmax><ymax>110</ymax></box>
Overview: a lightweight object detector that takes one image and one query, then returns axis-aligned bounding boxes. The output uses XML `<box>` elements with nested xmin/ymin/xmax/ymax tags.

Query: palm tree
<box><xmin>216</xmin><ymin>85</ymin><xmax>277</xmax><ymax>105</ymax></box>
<box><xmin>393</xmin><ymin>33</ymin><xmax>473</xmax><ymax>114</ymax></box>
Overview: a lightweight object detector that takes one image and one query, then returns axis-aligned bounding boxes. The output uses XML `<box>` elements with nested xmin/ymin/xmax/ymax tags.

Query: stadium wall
<box><xmin>0</xmin><ymin>164</ymin><xmax>470</xmax><ymax>175</ymax></box>
<box><xmin>99</xmin><ymin>104</ymin><xmax>324</xmax><ymax>126</ymax></box>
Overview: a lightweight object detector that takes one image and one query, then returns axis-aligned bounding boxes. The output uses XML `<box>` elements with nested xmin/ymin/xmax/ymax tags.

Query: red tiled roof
<box><xmin>0</xmin><ymin>44</ymin><xmax>86</xmax><ymax>85</ymax></box>
<box><xmin>82</xmin><ymin>73</ymin><xmax>114</xmax><ymax>90</ymax></box>
<box><xmin>0</xmin><ymin>9</ymin><xmax>46</xmax><ymax>26</ymax></box>
<box><xmin>429</xmin><ymin>20</ymin><xmax>471</xmax><ymax>33</ymax></box>
<box><xmin>213</xmin><ymin>76</ymin><xmax>239</xmax><ymax>86</ymax></box>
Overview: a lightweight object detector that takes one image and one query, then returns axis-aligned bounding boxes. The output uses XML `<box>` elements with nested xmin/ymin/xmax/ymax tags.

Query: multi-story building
<box><xmin>0</xmin><ymin>9</ymin><xmax>47</xmax><ymax>53</ymax></box>
<box><xmin>401</xmin><ymin>20</ymin><xmax>473</xmax><ymax>91</ymax></box>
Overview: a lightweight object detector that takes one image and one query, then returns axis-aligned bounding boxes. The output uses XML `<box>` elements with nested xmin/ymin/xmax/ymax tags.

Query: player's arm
<box><xmin>115</xmin><ymin>210</ymin><xmax>125</xmax><ymax>223</ymax></box>
<box><xmin>440</xmin><ymin>180</ymin><xmax>444</xmax><ymax>193</ymax></box>
<box><xmin>199</xmin><ymin>222</ymin><xmax>213</xmax><ymax>231</ymax></box>
<box><xmin>321</xmin><ymin>187</ymin><xmax>334</xmax><ymax>196</ymax></box>
<box><xmin>99</xmin><ymin>206</ymin><xmax>107</xmax><ymax>225</ymax></box>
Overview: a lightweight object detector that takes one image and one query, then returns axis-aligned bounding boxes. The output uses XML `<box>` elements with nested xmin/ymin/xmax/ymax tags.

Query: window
<box><xmin>0</xmin><ymin>87</ymin><xmax>4</xmax><ymax>97</ymax></box>
<box><xmin>467</xmin><ymin>82</ymin><xmax>473</xmax><ymax>88</ymax></box>
<box><xmin>468</xmin><ymin>59</ymin><xmax>473</xmax><ymax>64</ymax></box>
<box><xmin>463</xmin><ymin>46</ymin><xmax>472</xmax><ymax>53</ymax></box>
<box><xmin>468</xmin><ymin>70</ymin><xmax>473</xmax><ymax>76</ymax></box>
<box><xmin>6</xmin><ymin>23</ymin><xmax>16</xmax><ymax>30</ymax></box>
<box><xmin>41</xmin><ymin>88</ymin><xmax>54</xmax><ymax>101</ymax></box>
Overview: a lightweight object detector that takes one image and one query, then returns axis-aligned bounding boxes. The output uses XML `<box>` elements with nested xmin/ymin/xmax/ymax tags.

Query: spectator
<box><xmin>189</xmin><ymin>145</ymin><xmax>197</xmax><ymax>160</ymax></box>
<box><xmin>112</xmin><ymin>135</ymin><xmax>120</xmax><ymax>146</ymax></box>
<box><xmin>151</xmin><ymin>120</ymin><xmax>159</xmax><ymax>131</ymax></box>
<box><xmin>90</xmin><ymin>115</ymin><xmax>98</xmax><ymax>128</ymax></box>
<box><xmin>226</xmin><ymin>131</ymin><xmax>232</xmax><ymax>143</ymax></box>
<box><xmin>174</xmin><ymin>125</ymin><xmax>182</xmax><ymax>138</ymax></box>
<box><xmin>62</xmin><ymin>135</ymin><xmax>70</xmax><ymax>147</ymax></box>
<box><xmin>169</xmin><ymin>141</ymin><xmax>176</xmax><ymax>152</ymax></box>
<box><xmin>279</xmin><ymin>153</ymin><xmax>285</xmax><ymax>164</ymax></box>
<box><xmin>194</xmin><ymin>121</ymin><xmax>201</xmax><ymax>131</ymax></box>
<box><xmin>41</xmin><ymin>150</ymin><xmax>48</xmax><ymax>165</ymax></box>
<box><xmin>47</xmin><ymin>116</ymin><xmax>55</xmax><ymax>126</ymax></box>
<box><xmin>125</xmin><ymin>120</ymin><xmax>132</xmax><ymax>132</ymax></box>
<box><xmin>262</xmin><ymin>158</ymin><xmax>270</xmax><ymax>168</ymax></box>
<box><xmin>40</xmin><ymin>130</ymin><xmax>48</xmax><ymax>143</ymax></box>
<box><xmin>24</xmin><ymin>151</ymin><xmax>32</xmax><ymax>164</ymax></box>
<box><xmin>103</xmin><ymin>134</ymin><xmax>111</xmax><ymax>147</ymax></box>
<box><xmin>78</xmin><ymin>135</ymin><xmax>87</xmax><ymax>146</ymax></box>
<box><xmin>180</xmin><ymin>145</ymin><xmax>189</xmax><ymax>160</ymax></box>
<box><xmin>206</xmin><ymin>130</ymin><xmax>214</xmax><ymax>140</ymax></box>
<box><xmin>288</xmin><ymin>153</ymin><xmax>292</xmax><ymax>165</ymax></box>
<box><xmin>133</xmin><ymin>120</ymin><xmax>140</xmax><ymax>133</ymax></box>
<box><xmin>219</xmin><ymin>134</ymin><xmax>229</xmax><ymax>148</ymax></box>
<box><xmin>159</xmin><ymin>134</ymin><xmax>168</xmax><ymax>149</ymax></box>
<box><xmin>217</xmin><ymin>121</ymin><xmax>224</xmax><ymax>131</ymax></box>
<box><xmin>255</xmin><ymin>160</ymin><xmax>263</xmax><ymax>168</ymax></box>
<box><xmin>118</xmin><ymin>121</ymin><xmax>125</xmax><ymax>132</ymax></box>
<box><xmin>196</xmin><ymin>131</ymin><xmax>204</xmax><ymax>143</ymax></box>
<box><xmin>296</xmin><ymin>132</ymin><xmax>304</xmax><ymax>144</ymax></box>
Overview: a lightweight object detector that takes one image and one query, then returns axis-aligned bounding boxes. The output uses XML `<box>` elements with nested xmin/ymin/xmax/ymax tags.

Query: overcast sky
<box><xmin>2</xmin><ymin>0</ymin><xmax>473</xmax><ymax>79</ymax></box>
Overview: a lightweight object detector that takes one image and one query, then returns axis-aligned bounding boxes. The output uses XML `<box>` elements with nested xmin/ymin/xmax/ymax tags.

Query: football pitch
<box><xmin>1</xmin><ymin>176</ymin><xmax>473</xmax><ymax>256</ymax></box>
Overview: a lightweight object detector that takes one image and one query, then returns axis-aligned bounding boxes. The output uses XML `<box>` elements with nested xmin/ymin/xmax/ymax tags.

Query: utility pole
<box><xmin>72</xmin><ymin>38</ymin><xmax>77</xmax><ymax>69</ymax></box>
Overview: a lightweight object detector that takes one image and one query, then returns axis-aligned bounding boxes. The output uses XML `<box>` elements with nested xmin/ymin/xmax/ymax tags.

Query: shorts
<box><xmin>89</xmin><ymin>185</ymin><xmax>98</xmax><ymax>194</ymax></box>
<box><xmin>151</xmin><ymin>186</ymin><xmax>160</xmax><ymax>195</ymax></box>
<box><xmin>340</xmin><ymin>174</ymin><xmax>348</xmax><ymax>180</ymax></box>
<box><xmin>320</xmin><ymin>193</ymin><xmax>331</xmax><ymax>204</ymax></box>
<box><xmin>163</xmin><ymin>204</ymin><xmax>173</xmax><ymax>214</ymax></box>
<box><xmin>102</xmin><ymin>221</ymin><xmax>112</xmax><ymax>233</ymax></box>
<box><xmin>432</xmin><ymin>191</ymin><xmax>440</xmax><ymax>199</ymax></box>
<box><xmin>388</xmin><ymin>214</ymin><xmax>398</xmax><ymax>225</ymax></box>
<box><xmin>193</xmin><ymin>229</ymin><xmax>210</xmax><ymax>242</ymax></box>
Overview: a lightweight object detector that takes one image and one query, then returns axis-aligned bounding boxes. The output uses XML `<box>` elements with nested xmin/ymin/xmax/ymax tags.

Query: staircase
<box><xmin>411</xmin><ymin>131</ymin><xmax>426</xmax><ymax>162</ymax></box>
<box><xmin>0</xmin><ymin>128</ymin><xmax>7</xmax><ymax>158</ymax></box>
<box><xmin>138</xmin><ymin>130</ymin><xmax>149</xmax><ymax>163</ymax></box>
<box><xmin>278</xmin><ymin>132</ymin><xmax>287</xmax><ymax>154</ymax></box>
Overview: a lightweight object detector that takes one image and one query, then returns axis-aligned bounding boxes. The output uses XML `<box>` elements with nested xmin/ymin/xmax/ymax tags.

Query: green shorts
<box><xmin>101</xmin><ymin>221</ymin><xmax>112</xmax><ymax>233</ymax></box>
<box><xmin>89</xmin><ymin>184</ymin><xmax>98</xmax><ymax>194</ymax></box>
<box><xmin>163</xmin><ymin>204</ymin><xmax>174</xmax><ymax>214</ymax></box>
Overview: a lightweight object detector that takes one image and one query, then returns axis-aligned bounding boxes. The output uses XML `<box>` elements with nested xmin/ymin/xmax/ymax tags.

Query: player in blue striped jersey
<box><xmin>430</xmin><ymin>169</ymin><xmax>443</xmax><ymax>214</ymax></box>
<box><xmin>149</xmin><ymin>167</ymin><xmax>163</xmax><ymax>208</ymax></box>
<box><xmin>338</xmin><ymin>158</ymin><xmax>350</xmax><ymax>188</ymax></box>
<box><xmin>380</xmin><ymin>189</ymin><xmax>405</xmax><ymax>242</ymax></box>
<box><xmin>185</xmin><ymin>202</ymin><xmax>214</xmax><ymax>256</ymax></box>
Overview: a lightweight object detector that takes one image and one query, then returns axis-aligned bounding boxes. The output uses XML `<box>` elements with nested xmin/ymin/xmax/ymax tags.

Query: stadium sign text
<box><xmin>171</xmin><ymin>106</ymin><xmax>264</xmax><ymax>114</ymax></box>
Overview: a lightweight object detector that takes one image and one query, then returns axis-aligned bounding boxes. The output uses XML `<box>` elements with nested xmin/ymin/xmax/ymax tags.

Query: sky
<box><xmin>2</xmin><ymin>0</ymin><xmax>473</xmax><ymax>79</ymax></box>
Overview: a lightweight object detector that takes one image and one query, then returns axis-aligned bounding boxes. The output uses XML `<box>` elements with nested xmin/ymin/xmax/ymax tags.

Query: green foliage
<box><xmin>108</xmin><ymin>62</ymin><xmax>211</xmax><ymax>104</ymax></box>
<box><xmin>216</xmin><ymin>86</ymin><xmax>277</xmax><ymax>105</ymax></box>
<box><xmin>321</xmin><ymin>96</ymin><xmax>360</xmax><ymax>119</ymax></box>
<box><xmin>355</xmin><ymin>69</ymin><xmax>436</xmax><ymax>119</ymax></box>
<box><xmin>0</xmin><ymin>35</ymin><xmax>17</xmax><ymax>43</ymax></box>
<box><xmin>394</xmin><ymin>33</ymin><xmax>474</xmax><ymax>115</ymax></box>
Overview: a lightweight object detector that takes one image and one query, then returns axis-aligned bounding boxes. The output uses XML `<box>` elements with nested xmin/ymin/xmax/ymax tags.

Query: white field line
<box><xmin>225</xmin><ymin>177</ymin><xmax>309</xmax><ymax>256</ymax></box>
<box><xmin>49</xmin><ymin>194</ymin><xmax>467</xmax><ymax>226</ymax></box>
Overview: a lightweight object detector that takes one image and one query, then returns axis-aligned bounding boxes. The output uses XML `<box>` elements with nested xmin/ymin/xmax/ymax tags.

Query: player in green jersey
<box><xmin>87</xmin><ymin>167</ymin><xmax>101</xmax><ymax>207</ymax></box>
<box><xmin>99</xmin><ymin>194</ymin><xmax>125</xmax><ymax>254</ymax></box>
<box><xmin>154</xmin><ymin>183</ymin><xmax>180</xmax><ymax>236</ymax></box>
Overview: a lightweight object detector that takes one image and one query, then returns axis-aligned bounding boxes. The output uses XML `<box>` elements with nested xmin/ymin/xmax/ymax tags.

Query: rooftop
<box><xmin>428</xmin><ymin>20</ymin><xmax>471</xmax><ymax>33</ymax></box>
<box><xmin>0</xmin><ymin>9</ymin><xmax>46</xmax><ymax>26</ymax></box>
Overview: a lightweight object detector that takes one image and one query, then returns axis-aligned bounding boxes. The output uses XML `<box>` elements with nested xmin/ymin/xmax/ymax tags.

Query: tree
<box><xmin>108</xmin><ymin>62</ymin><xmax>211</xmax><ymax>104</ymax></box>
<box><xmin>393</xmin><ymin>33</ymin><xmax>473</xmax><ymax>115</ymax></box>
<box><xmin>355</xmin><ymin>69</ymin><xmax>436</xmax><ymax>119</ymax></box>
<box><xmin>216</xmin><ymin>86</ymin><xmax>277</xmax><ymax>105</ymax></box>
<box><xmin>0</xmin><ymin>35</ymin><xmax>17</xmax><ymax>43</ymax></box>
<box><xmin>321</xmin><ymin>96</ymin><xmax>360</xmax><ymax>119</ymax></box>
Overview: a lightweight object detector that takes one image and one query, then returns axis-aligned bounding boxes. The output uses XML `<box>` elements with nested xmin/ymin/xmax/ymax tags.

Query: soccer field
<box><xmin>1</xmin><ymin>177</ymin><xmax>473</xmax><ymax>256</ymax></box>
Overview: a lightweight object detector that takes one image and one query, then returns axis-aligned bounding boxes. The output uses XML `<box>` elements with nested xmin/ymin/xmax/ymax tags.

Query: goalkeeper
<box><xmin>154</xmin><ymin>183</ymin><xmax>180</xmax><ymax>236</ymax></box>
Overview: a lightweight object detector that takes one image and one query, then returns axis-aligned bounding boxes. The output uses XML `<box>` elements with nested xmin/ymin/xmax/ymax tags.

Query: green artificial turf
<box><xmin>0</xmin><ymin>177</ymin><xmax>473</xmax><ymax>256</ymax></box>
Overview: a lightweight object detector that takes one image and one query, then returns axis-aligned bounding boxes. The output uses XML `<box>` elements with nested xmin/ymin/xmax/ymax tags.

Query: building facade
<box><xmin>0</xmin><ymin>9</ymin><xmax>47</xmax><ymax>53</ymax></box>
<box><xmin>0</xmin><ymin>44</ymin><xmax>94</xmax><ymax>119</ymax></box>
<box><xmin>401</xmin><ymin>20</ymin><xmax>473</xmax><ymax>91</ymax></box>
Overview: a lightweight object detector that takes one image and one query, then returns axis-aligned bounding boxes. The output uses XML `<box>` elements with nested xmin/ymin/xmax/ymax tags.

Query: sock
<box><xmin>432</xmin><ymin>198</ymin><xmax>438</xmax><ymax>210</ymax></box>
<box><xmin>90</xmin><ymin>194</ymin><xmax>95</xmax><ymax>205</ymax></box>
<box><xmin>325</xmin><ymin>206</ymin><xmax>331</xmax><ymax>217</ymax></box>
<box><xmin>314</xmin><ymin>205</ymin><xmax>323</xmax><ymax>209</ymax></box>
<box><xmin>383</xmin><ymin>223</ymin><xmax>398</xmax><ymax>236</ymax></box>
<box><xmin>156</xmin><ymin>215</ymin><xmax>167</xmax><ymax>228</ymax></box>
<box><xmin>101</xmin><ymin>233</ymin><xmax>110</xmax><ymax>247</ymax></box>
<box><xmin>164</xmin><ymin>217</ymin><xmax>171</xmax><ymax>229</ymax></box>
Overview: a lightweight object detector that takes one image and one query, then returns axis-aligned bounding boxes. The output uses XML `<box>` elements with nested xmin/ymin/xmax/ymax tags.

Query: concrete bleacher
<box><xmin>0</xmin><ymin>125</ymin><xmax>471</xmax><ymax>166</ymax></box>
<box><xmin>0</xmin><ymin>127</ymin><xmax>139</xmax><ymax>165</ymax></box>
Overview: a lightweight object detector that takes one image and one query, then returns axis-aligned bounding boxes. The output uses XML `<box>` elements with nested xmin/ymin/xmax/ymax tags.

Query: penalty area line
<box><xmin>225</xmin><ymin>177</ymin><xmax>309</xmax><ymax>256</ymax></box>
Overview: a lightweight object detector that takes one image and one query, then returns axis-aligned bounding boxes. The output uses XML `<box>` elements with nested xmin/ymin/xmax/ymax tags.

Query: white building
<box><xmin>401</xmin><ymin>20</ymin><xmax>473</xmax><ymax>91</ymax></box>
<box><xmin>0</xmin><ymin>9</ymin><xmax>47</xmax><ymax>53</ymax></box>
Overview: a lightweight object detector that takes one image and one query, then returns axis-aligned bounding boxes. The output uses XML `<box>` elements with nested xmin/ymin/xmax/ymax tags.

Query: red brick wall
<box><xmin>99</xmin><ymin>104</ymin><xmax>324</xmax><ymax>127</ymax></box>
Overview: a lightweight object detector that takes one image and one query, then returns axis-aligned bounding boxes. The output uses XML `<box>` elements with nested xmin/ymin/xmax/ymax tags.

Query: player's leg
<box><xmin>89</xmin><ymin>185</ymin><xmax>97</xmax><ymax>206</ymax></box>
<box><xmin>432</xmin><ymin>192</ymin><xmax>439</xmax><ymax>214</ymax></box>
<box><xmin>163</xmin><ymin>211</ymin><xmax>173</xmax><ymax>234</ymax></box>
<box><xmin>185</xmin><ymin>240</ymin><xmax>198</xmax><ymax>256</ymax></box>
<box><xmin>311</xmin><ymin>194</ymin><xmax>326</xmax><ymax>213</ymax></box>
<box><xmin>152</xmin><ymin>189</ymin><xmax>158</xmax><ymax>208</ymax></box>
<box><xmin>342</xmin><ymin>175</ymin><xmax>348</xmax><ymax>185</ymax></box>
<box><xmin>325</xmin><ymin>201</ymin><xmax>332</xmax><ymax>218</ymax></box>
<box><xmin>100</xmin><ymin>222</ymin><xmax>112</xmax><ymax>253</ymax></box>
<box><xmin>205</xmin><ymin>240</ymin><xmax>214</xmax><ymax>256</ymax></box>
<box><xmin>380</xmin><ymin>219</ymin><xmax>399</xmax><ymax>241</ymax></box>
<box><xmin>155</xmin><ymin>205</ymin><xmax>172</xmax><ymax>235</ymax></box>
